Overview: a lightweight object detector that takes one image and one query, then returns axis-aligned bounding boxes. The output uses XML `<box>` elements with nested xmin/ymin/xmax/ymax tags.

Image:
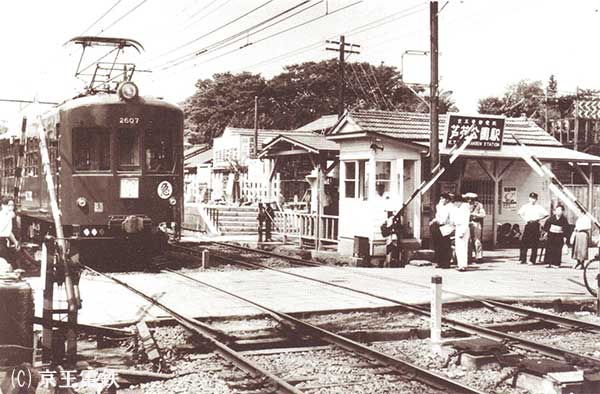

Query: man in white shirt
<box><xmin>518</xmin><ymin>192</ymin><xmax>549</xmax><ymax>265</ymax></box>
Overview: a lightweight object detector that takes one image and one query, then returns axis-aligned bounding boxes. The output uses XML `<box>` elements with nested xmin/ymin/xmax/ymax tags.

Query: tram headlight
<box><xmin>82</xmin><ymin>228</ymin><xmax>90</xmax><ymax>236</ymax></box>
<box><xmin>76</xmin><ymin>197</ymin><xmax>87</xmax><ymax>208</ymax></box>
<box><xmin>169</xmin><ymin>197</ymin><xmax>177</xmax><ymax>206</ymax></box>
<box><xmin>91</xmin><ymin>228</ymin><xmax>98</xmax><ymax>236</ymax></box>
<box><xmin>117</xmin><ymin>81</ymin><xmax>139</xmax><ymax>101</ymax></box>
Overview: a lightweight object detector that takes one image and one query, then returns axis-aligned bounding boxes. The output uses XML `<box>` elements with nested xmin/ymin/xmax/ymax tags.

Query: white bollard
<box><xmin>431</xmin><ymin>275</ymin><xmax>443</xmax><ymax>356</ymax></box>
<box><xmin>202</xmin><ymin>250</ymin><xmax>210</xmax><ymax>269</ymax></box>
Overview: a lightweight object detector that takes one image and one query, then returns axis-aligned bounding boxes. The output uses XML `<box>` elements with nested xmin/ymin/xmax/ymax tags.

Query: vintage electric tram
<box><xmin>0</xmin><ymin>37</ymin><xmax>184</xmax><ymax>269</ymax></box>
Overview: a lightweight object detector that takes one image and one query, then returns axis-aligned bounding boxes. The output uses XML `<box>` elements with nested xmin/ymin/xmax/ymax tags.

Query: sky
<box><xmin>1</xmin><ymin>0</ymin><xmax>599</xmax><ymax>129</ymax></box>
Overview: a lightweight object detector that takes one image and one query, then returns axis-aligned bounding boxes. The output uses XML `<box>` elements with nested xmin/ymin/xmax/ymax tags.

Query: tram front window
<box><xmin>145</xmin><ymin>128</ymin><xmax>173</xmax><ymax>173</ymax></box>
<box><xmin>118</xmin><ymin>128</ymin><xmax>140</xmax><ymax>170</ymax></box>
<box><xmin>73</xmin><ymin>128</ymin><xmax>110</xmax><ymax>171</ymax></box>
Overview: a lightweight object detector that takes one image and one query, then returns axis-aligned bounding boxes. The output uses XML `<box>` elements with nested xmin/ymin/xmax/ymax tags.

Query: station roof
<box><xmin>259</xmin><ymin>133</ymin><xmax>339</xmax><ymax>158</ymax></box>
<box><xmin>296</xmin><ymin>114</ymin><xmax>339</xmax><ymax>134</ymax></box>
<box><xmin>220</xmin><ymin>126</ymin><xmax>314</xmax><ymax>150</ymax></box>
<box><xmin>329</xmin><ymin>110</ymin><xmax>600</xmax><ymax>163</ymax></box>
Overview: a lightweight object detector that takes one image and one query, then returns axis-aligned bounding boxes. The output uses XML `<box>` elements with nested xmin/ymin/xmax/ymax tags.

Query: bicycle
<box><xmin>583</xmin><ymin>249</ymin><xmax>600</xmax><ymax>297</ymax></box>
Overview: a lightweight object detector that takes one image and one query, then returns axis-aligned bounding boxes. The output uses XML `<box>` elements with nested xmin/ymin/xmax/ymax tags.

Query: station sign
<box><xmin>444</xmin><ymin>113</ymin><xmax>505</xmax><ymax>150</ymax></box>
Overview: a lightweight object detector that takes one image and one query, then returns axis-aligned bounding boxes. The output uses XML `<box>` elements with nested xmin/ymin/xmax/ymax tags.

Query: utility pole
<box><xmin>326</xmin><ymin>35</ymin><xmax>360</xmax><ymax>118</ymax></box>
<box><xmin>429</xmin><ymin>1</ymin><xmax>440</xmax><ymax>207</ymax></box>
<box><xmin>254</xmin><ymin>95</ymin><xmax>258</xmax><ymax>158</ymax></box>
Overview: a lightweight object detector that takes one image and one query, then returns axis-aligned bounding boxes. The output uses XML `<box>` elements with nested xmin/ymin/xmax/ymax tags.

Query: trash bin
<box><xmin>353</xmin><ymin>236</ymin><xmax>370</xmax><ymax>261</ymax></box>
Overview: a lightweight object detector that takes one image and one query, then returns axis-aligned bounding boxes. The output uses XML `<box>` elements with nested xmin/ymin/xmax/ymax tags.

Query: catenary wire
<box><xmin>158</xmin><ymin>0</ymin><xmax>362</xmax><ymax>72</ymax></box>
<box><xmin>154</xmin><ymin>0</ymin><xmax>276</xmax><ymax>61</ymax></box>
<box><xmin>153</xmin><ymin>0</ymin><xmax>316</xmax><ymax>70</ymax></box>
<box><xmin>97</xmin><ymin>0</ymin><xmax>151</xmax><ymax>35</ymax></box>
<box><xmin>79</xmin><ymin>0</ymin><xmax>125</xmax><ymax>35</ymax></box>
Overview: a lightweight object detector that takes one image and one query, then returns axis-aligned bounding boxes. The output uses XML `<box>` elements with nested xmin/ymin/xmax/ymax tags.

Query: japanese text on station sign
<box><xmin>445</xmin><ymin>114</ymin><xmax>505</xmax><ymax>150</ymax></box>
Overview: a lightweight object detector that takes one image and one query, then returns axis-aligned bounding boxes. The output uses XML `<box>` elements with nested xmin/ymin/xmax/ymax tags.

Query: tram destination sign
<box><xmin>444</xmin><ymin>113</ymin><xmax>505</xmax><ymax>150</ymax></box>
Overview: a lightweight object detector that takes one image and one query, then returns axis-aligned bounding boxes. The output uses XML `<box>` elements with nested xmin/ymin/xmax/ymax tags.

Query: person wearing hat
<box><xmin>429</xmin><ymin>192</ymin><xmax>452</xmax><ymax>268</ymax></box>
<box><xmin>464</xmin><ymin>192</ymin><xmax>486</xmax><ymax>264</ymax></box>
<box><xmin>265</xmin><ymin>202</ymin><xmax>275</xmax><ymax>242</ymax></box>
<box><xmin>518</xmin><ymin>192</ymin><xmax>549</xmax><ymax>265</ymax></box>
<box><xmin>449</xmin><ymin>194</ymin><xmax>471</xmax><ymax>271</ymax></box>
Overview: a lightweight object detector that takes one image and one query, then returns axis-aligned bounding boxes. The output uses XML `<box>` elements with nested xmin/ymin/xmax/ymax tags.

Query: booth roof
<box><xmin>340</xmin><ymin>110</ymin><xmax>562</xmax><ymax>147</ymax></box>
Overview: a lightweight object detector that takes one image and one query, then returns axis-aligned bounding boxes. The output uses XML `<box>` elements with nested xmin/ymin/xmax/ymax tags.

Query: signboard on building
<box><xmin>502</xmin><ymin>186</ymin><xmax>518</xmax><ymax>211</ymax></box>
<box><xmin>445</xmin><ymin>114</ymin><xmax>505</xmax><ymax>150</ymax></box>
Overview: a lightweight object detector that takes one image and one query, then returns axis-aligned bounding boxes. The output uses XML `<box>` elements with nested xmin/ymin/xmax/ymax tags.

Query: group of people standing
<box><xmin>519</xmin><ymin>192</ymin><xmax>591</xmax><ymax>268</ymax></box>
<box><xmin>430</xmin><ymin>192</ymin><xmax>486</xmax><ymax>271</ymax></box>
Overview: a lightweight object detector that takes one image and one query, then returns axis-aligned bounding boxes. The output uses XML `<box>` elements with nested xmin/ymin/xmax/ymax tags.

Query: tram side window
<box><xmin>145</xmin><ymin>128</ymin><xmax>173</xmax><ymax>173</ymax></box>
<box><xmin>118</xmin><ymin>128</ymin><xmax>140</xmax><ymax>170</ymax></box>
<box><xmin>73</xmin><ymin>128</ymin><xmax>110</xmax><ymax>171</ymax></box>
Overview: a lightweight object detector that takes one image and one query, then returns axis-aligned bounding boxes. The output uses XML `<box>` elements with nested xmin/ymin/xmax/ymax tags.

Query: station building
<box><xmin>327</xmin><ymin>110</ymin><xmax>600</xmax><ymax>258</ymax></box>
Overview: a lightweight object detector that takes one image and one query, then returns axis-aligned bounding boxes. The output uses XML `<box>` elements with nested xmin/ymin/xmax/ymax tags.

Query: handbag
<box><xmin>439</xmin><ymin>224</ymin><xmax>454</xmax><ymax>237</ymax></box>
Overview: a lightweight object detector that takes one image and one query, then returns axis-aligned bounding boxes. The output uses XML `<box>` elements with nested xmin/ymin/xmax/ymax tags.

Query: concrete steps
<box><xmin>212</xmin><ymin>206</ymin><xmax>259</xmax><ymax>235</ymax></box>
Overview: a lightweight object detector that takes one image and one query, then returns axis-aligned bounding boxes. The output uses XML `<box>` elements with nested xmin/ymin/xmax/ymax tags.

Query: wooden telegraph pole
<box><xmin>326</xmin><ymin>35</ymin><xmax>360</xmax><ymax>118</ymax></box>
<box><xmin>430</xmin><ymin>1</ymin><xmax>440</xmax><ymax>207</ymax></box>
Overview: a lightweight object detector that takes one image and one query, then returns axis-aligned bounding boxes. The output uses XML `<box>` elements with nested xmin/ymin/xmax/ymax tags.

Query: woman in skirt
<box><xmin>571</xmin><ymin>212</ymin><xmax>591</xmax><ymax>269</ymax></box>
<box><xmin>542</xmin><ymin>204</ymin><xmax>570</xmax><ymax>268</ymax></box>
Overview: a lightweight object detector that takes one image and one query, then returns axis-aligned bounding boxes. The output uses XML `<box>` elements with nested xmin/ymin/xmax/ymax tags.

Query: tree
<box><xmin>478</xmin><ymin>79</ymin><xmax>546</xmax><ymax>127</ymax></box>
<box><xmin>184</xmin><ymin>59</ymin><xmax>459</xmax><ymax>145</ymax></box>
<box><xmin>183</xmin><ymin>72</ymin><xmax>268</xmax><ymax>144</ymax></box>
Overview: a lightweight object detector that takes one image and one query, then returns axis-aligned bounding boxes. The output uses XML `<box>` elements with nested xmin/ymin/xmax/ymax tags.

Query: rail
<box><xmin>201</xmin><ymin>244</ymin><xmax>600</xmax><ymax>367</ymax></box>
<box><xmin>162</xmin><ymin>260</ymin><xmax>484</xmax><ymax>394</ymax></box>
<box><xmin>82</xmin><ymin>265</ymin><xmax>302</xmax><ymax>394</ymax></box>
<box><xmin>273</xmin><ymin>210</ymin><xmax>338</xmax><ymax>246</ymax></box>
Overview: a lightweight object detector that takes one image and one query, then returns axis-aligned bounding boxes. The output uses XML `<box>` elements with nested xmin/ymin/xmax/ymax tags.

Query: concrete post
<box><xmin>202</xmin><ymin>250</ymin><xmax>210</xmax><ymax>269</ymax></box>
<box><xmin>431</xmin><ymin>275</ymin><xmax>443</xmax><ymax>355</ymax></box>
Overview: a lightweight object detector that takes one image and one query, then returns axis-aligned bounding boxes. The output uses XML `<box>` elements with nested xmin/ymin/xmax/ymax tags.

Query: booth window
<box><xmin>375</xmin><ymin>161</ymin><xmax>391</xmax><ymax>193</ymax></box>
<box><xmin>344</xmin><ymin>161</ymin><xmax>357</xmax><ymax>198</ymax></box>
<box><xmin>73</xmin><ymin>128</ymin><xmax>110</xmax><ymax>171</ymax></box>
<box><xmin>145</xmin><ymin>128</ymin><xmax>173</xmax><ymax>173</ymax></box>
<box><xmin>118</xmin><ymin>128</ymin><xmax>140</xmax><ymax>170</ymax></box>
<box><xmin>344</xmin><ymin>160</ymin><xmax>368</xmax><ymax>199</ymax></box>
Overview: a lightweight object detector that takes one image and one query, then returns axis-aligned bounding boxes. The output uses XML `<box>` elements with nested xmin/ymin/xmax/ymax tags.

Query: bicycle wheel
<box><xmin>583</xmin><ymin>259</ymin><xmax>600</xmax><ymax>297</ymax></box>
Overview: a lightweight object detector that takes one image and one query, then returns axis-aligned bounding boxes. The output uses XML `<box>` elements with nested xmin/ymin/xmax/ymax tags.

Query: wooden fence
<box><xmin>272</xmin><ymin>210</ymin><xmax>338</xmax><ymax>248</ymax></box>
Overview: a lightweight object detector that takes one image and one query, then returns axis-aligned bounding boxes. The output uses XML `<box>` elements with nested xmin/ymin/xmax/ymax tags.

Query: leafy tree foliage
<box><xmin>478</xmin><ymin>79</ymin><xmax>545</xmax><ymax>120</ymax></box>
<box><xmin>184</xmin><ymin>59</ymin><xmax>457</xmax><ymax>145</ymax></box>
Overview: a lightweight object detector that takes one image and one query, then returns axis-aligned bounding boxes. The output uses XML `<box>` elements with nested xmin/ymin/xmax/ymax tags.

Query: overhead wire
<box><xmin>154</xmin><ymin>0</ymin><xmax>276</xmax><ymax>61</ymax></box>
<box><xmin>79</xmin><ymin>0</ymin><xmax>125</xmax><ymax>36</ymax></box>
<box><xmin>183</xmin><ymin>0</ymin><xmax>234</xmax><ymax>29</ymax></box>
<box><xmin>185</xmin><ymin>0</ymin><xmax>220</xmax><ymax>22</ymax></box>
<box><xmin>369</xmin><ymin>63</ymin><xmax>394</xmax><ymax>110</ymax></box>
<box><xmin>153</xmin><ymin>0</ymin><xmax>317</xmax><ymax>70</ymax></box>
<box><xmin>97</xmin><ymin>0</ymin><xmax>151</xmax><ymax>35</ymax></box>
<box><xmin>357</xmin><ymin>61</ymin><xmax>384</xmax><ymax>109</ymax></box>
<box><xmin>348</xmin><ymin>62</ymin><xmax>376</xmax><ymax>108</ymax></box>
<box><xmin>158</xmin><ymin>0</ymin><xmax>363</xmax><ymax>73</ymax></box>
<box><xmin>230</xmin><ymin>1</ymin><xmax>427</xmax><ymax>74</ymax></box>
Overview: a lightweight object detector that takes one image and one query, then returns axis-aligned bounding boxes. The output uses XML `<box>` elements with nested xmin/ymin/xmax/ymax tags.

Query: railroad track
<box><xmin>82</xmin><ymin>265</ymin><xmax>303</xmax><ymax>394</ymax></box>
<box><xmin>160</xmin><ymin>266</ymin><xmax>485</xmax><ymax>394</ymax></box>
<box><xmin>83</xmin><ymin>263</ymin><xmax>485</xmax><ymax>393</ymax></box>
<box><xmin>199</xmin><ymin>241</ymin><xmax>600</xmax><ymax>333</ymax></box>
<box><xmin>173</xmin><ymin>242</ymin><xmax>600</xmax><ymax>368</ymax></box>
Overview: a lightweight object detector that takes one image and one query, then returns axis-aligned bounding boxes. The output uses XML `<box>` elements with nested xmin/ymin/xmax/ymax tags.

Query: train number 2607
<box><xmin>119</xmin><ymin>117</ymin><xmax>140</xmax><ymax>124</ymax></box>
